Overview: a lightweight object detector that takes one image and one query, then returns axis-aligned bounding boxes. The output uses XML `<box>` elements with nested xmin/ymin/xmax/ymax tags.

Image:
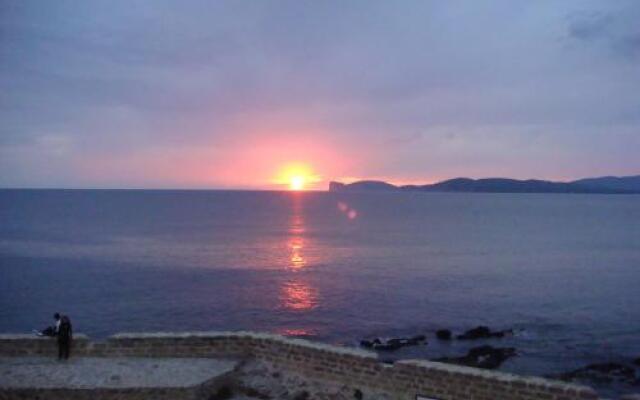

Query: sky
<box><xmin>1</xmin><ymin>0</ymin><xmax>639</xmax><ymax>190</ymax></box>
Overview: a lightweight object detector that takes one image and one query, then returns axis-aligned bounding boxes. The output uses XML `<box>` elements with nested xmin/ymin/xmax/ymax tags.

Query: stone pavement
<box><xmin>0</xmin><ymin>356</ymin><xmax>237</xmax><ymax>389</ymax></box>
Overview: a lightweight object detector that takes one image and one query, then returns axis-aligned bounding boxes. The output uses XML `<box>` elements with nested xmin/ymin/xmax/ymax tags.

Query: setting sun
<box><xmin>272</xmin><ymin>163</ymin><xmax>321</xmax><ymax>191</ymax></box>
<box><xmin>290</xmin><ymin>176</ymin><xmax>305</xmax><ymax>191</ymax></box>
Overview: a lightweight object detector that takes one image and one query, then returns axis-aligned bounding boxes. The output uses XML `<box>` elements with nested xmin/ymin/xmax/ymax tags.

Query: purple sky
<box><xmin>1</xmin><ymin>1</ymin><xmax>639</xmax><ymax>189</ymax></box>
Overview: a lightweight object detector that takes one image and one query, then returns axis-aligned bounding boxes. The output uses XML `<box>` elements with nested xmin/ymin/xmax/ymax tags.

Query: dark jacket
<box><xmin>57</xmin><ymin>316</ymin><xmax>73</xmax><ymax>341</ymax></box>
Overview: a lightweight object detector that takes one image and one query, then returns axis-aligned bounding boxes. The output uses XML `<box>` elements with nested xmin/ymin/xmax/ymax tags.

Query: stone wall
<box><xmin>0</xmin><ymin>386</ymin><xmax>211</xmax><ymax>400</ymax></box>
<box><xmin>0</xmin><ymin>331</ymin><xmax>622</xmax><ymax>400</ymax></box>
<box><xmin>0</xmin><ymin>333</ymin><xmax>90</xmax><ymax>356</ymax></box>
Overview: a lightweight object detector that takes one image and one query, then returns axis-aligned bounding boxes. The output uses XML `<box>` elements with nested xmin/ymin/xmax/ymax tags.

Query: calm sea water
<box><xmin>1</xmin><ymin>189</ymin><xmax>639</xmax><ymax>392</ymax></box>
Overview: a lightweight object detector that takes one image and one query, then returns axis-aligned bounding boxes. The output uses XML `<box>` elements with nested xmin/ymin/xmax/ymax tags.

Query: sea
<box><xmin>1</xmin><ymin>189</ymin><xmax>639</xmax><ymax>395</ymax></box>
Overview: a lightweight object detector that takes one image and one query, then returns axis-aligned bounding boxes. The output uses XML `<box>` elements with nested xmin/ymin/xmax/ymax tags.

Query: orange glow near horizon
<box><xmin>80</xmin><ymin>117</ymin><xmax>362</xmax><ymax>189</ymax></box>
<box><xmin>273</xmin><ymin>163</ymin><xmax>322</xmax><ymax>191</ymax></box>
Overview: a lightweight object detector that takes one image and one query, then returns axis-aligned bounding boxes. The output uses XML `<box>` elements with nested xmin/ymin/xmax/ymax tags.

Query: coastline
<box><xmin>2</xmin><ymin>330</ymin><xmax>634</xmax><ymax>400</ymax></box>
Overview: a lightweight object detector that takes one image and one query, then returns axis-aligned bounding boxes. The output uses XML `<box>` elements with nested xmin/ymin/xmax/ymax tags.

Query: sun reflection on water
<box><xmin>280</xmin><ymin>279</ymin><xmax>318</xmax><ymax>311</ymax></box>
<box><xmin>289</xmin><ymin>238</ymin><xmax>305</xmax><ymax>269</ymax></box>
<box><xmin>277</xmin><ymin>328</ymin><xmax>316</xmax><ymax>337</ymax></box>
<box><xmin>287</xmin><ymin>196</ymin><xmax>306</xmax><ymax>270</ymax></box>
<box><xmin>278</xmin><ymin>194</ymin><xmax>319</xmax><ymax>313</ymax></box>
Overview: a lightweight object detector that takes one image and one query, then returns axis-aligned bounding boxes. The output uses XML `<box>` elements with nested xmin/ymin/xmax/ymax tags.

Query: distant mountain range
<box><xmin>329</xmin><ymin>175</ymin><xmax>640</xmax><ymax>194</ymax></box>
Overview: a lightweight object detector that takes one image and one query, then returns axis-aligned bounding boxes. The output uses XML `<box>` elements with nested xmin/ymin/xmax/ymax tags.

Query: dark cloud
<box><xmin>567</xmin><ymin>12</ymin><xmax>613</xmax><ymax>42</ymax></box>
<box><xmin>567</xmin><ymin>6</ymin><xmax>640</xmax><ymax>60</ymax></box>
<box><xmin>615</xmin><ymin>34</ymin><xmax>640</xmax><ymax>60</ymax></box>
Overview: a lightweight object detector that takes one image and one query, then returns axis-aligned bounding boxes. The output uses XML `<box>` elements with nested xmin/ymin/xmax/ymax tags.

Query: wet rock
<box><xmin>209</xmin><ymin>385</ymin><xmax>233</xmax><ymax>400</ymax></box>
<box><xmin>360</xmin><ymin>335</ymin><xmax>427</xmax><ymax>351</ymax></box>
<box><xmin>292</xmin><ymin>390</ymin><xmax>309</xmax><ymax>400</ymax></box>
<box><xmin>436</xmin><ymin>329</ymin><xmax>452</xmax><ymax>340</ymax></box>
<box><xmin>434</xmin><ymin>345</ymin><xmax>516</xmax><ymax>369</ymax></box>
<box><xmin>240</xmin><ymin>386</ymin><xmax>272</xmax><ymax>400</ymax></box>
<box><xmin>359</xmin><ymin>338</ymin><xmax>381</xmax><ymax>348</ymax></box>
<box><xmin>456</xmin><ymin>326</ymin><xmax>513</xmax><ymax>340</ymax></box>
<box><xmin>372</xmin><ymin>338</ymin><xmax>404</xmax><ymax>351</ymax></box>
<box><xmin>413</xmin><ymin>334</ymin><xmax>427</xmax><ymax>342</ymax></box>
<box><xmin>557</xmin><ymin>362</ymin><xmax>637</xmax><ymax>385</ymax></box>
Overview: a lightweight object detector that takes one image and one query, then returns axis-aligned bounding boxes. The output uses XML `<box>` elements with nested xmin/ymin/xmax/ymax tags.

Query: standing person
<box><xmin>54</xmin><ymin>313</ymin><xmax>73</xmax><ymax>360</ymax></box>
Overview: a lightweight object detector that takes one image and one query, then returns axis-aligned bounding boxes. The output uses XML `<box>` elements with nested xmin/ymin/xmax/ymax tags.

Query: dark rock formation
<box><xmin>328</xmin><ymin>175</ymin><xmax>640</xmax><ymax>194</ymax></box>
<box><xmin>328</xmin><ymin>181</ymin><xmax>346</xmax><ymax>192</ymax></box>
<box><xmin>428</xmin><ymin>178</ymin><xmax>602</xmax><ymax>193</ymax></box>
<box><xmin>434</xmin><ymin>345</ymin><xmax>516</xmax><ymax>370</ymax></box>
<box><xmin>436</xmin><ymin>329</ymin><xmax>452</xmax><ymax>340</ymax></box>
<box><xmin>359</xmin><ymin>338</ymin><xmax>381</xmax><ymax>348</ymax></box>
<box><xmin>329</xmin><ymin>180</ymin><xmax>398</xmax><ymax>192</ymax></box>
<box><xmin>556</xmin><ymin>362</ymin><xmax>638</xmax><ymax>385</ymax></box>
<box><xmin>360</xmin><ymin>335</ymin><xmax>427</xmax><ymax>351</ymax></box>
<box><xmin>292</xmin><ymin>391</ymin><xmax>310</xmax><ymax>400</ymax></box>
<box><xmin>239</xmin><ymin>386</ymin><xmax>271</xmax><ymax>400</ymax></box>
<box><xmin>456</xmin><ymin>326</ymin><xmax>513</xmax><ymax>340</ymax></box>
<box><xmin>634</xmin><ymin>357</ymin><xmax>640</xmax><ymax>367</ymax></box>
<box><xmin>210</xmin><ymin>385</ymin><xmax>234</xmax><ymax>400</ymax></box>
<box><xmin>572</xmin><ymin>175</ymin><xmax>640</xmax><ymax>192</ymax></box>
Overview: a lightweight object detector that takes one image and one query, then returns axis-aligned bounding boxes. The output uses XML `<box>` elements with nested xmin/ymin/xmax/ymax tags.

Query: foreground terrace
<box><xmin>0</xmin><ymin>331</ymin><xmax>637</xmax><ymax>400</ymax></box>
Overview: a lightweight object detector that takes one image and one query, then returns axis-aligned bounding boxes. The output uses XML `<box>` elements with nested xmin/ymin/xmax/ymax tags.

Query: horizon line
<box><xmin>2</xmin><ymin>173</ymin><xmax>639</xmax><ymax>192</ymax></box>
<box><xmin>0</xmin><ymin>186</ymin><xmax>330</xmax><ymax>192</ymax></box>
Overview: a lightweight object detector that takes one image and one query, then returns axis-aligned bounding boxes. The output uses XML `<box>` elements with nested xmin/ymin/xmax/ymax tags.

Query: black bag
<box><xmin>41</xmin><ymin>326</ymin><xmax>56</xmax><ymax>337</ymax></box>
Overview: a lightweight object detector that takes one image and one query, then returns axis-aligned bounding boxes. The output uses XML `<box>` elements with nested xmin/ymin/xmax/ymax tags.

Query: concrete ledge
<box><xmin>0</xmin><ymin>334</ymin><xmax>89</xmax><ymax>341</ymax></box>
<box><xmin>0</xmin><ymin>331</ymin><xmax>632</xmax><ymax>400</ymax></box>
<box><xmin>0</xmin><ymin>356</ymin><xmax>237</xmax><ymax>400</ymax></box>
<box><xmin>397</xmin><ymin>359</ymin><xmax>599</xmax><ymax>399</ymax></box>
<box><xmin>109</xmin><ymin>331</ymin><xmax>377</xmax><ymax>359</ymax></box>
<box><xmin>0</xmin><ymin>334</ymin><xmax>90</xmax><ymax>357</ymax></box>
<box><xmin>0</xmin><ymin>387</ymin><xmax>198</xmax><ymax>400</ymax></box>
<box><xmin>0</xmin><ymin>356</ymin><xmax>236</xmax><ymax>389</ymax></box>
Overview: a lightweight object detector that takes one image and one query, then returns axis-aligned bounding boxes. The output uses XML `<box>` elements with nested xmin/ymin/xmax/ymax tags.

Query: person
<box><xmin>53</xmin><ymin>313</ymin><xmax>73</xmax><ymax>360</ymax></box>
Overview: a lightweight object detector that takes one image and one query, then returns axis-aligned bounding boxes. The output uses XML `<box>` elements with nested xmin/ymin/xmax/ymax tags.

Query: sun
<box><xmin>273</xmin><ymin>163</ymin><xmax>321</xmax><ymax>191</ymax></box>
<box><xmin>290</xmin><ymin>176</ymin><xmax>305</xmax><ymax>191</ymax></box>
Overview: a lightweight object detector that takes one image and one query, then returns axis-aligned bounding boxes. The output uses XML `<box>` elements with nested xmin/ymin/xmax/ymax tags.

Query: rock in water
<box><xmin>557</xmin><ymin>362</ymin><xmax>637</xmax><ymax>385</ymax></box>
<box><xmin>360</xmin><ymin>335</ymin><xmax>427</xmax><ymax>351</ymax></box>
<box><xmin>436</xmin><ymin>329</ymin><xmax>452</xmax><ymax>340</ymax></box>
<box><xmin>456</xmin><ymin>326</ymin><xmax>513</xmax><ymax>340</ymax></box>
<box><xmin>359</xmin><ymin>338</ymin><xmax>381</xmax><ymax>348</ymax></box>
<box><xmin>374</xmin><ymin>341</ymin><xmax>403</xmax><ymax>351</ymax></box>
<box><xmin>468</xmin><ymin>346</ymin><xmax>516</xmax><ymax>369</ymax></box>
<box><xmin>457</xmin><ymin>326</ymin><xmax>491</xmax><ymax>339</ymax></box>
<box><xmin>434</xmin><ymin>345</ymin><xmax>516</xmax><ymax>369</ymax></box>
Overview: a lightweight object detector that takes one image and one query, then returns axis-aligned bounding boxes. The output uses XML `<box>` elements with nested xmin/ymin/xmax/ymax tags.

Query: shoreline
<box><xmin>2</xmin><ymin>330</ymin><xmax>633</xmax><ymax>400</ymax></box>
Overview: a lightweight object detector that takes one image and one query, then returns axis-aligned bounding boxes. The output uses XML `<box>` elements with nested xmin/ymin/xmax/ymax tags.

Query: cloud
<box><xmin>566</xmin><ymin>6</ymin><xmax>640</xmax><ymax>60</ymax></box>
<box><xmin>567</xmin><ymin>12</ymin><xmax>613</xmax><ymax>42</ymax></box>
